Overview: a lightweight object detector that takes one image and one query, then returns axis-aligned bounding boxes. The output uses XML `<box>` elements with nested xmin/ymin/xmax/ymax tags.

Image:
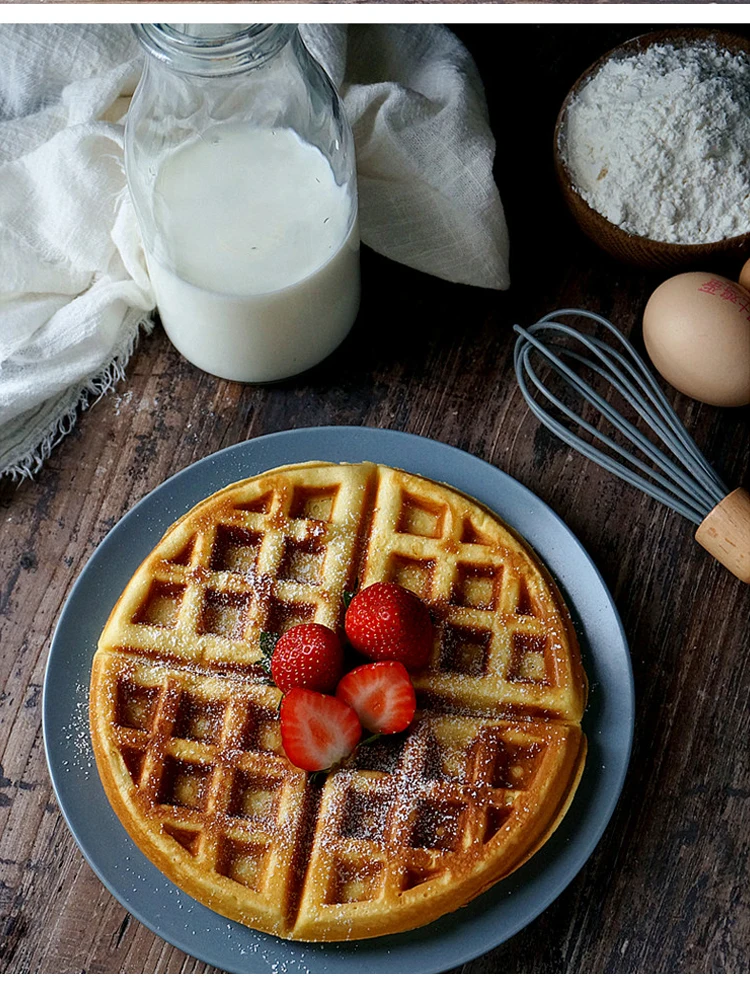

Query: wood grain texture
<box><xmin>696</xmin><ymin>488</ymin><xmax>750</xmax><ymax>584</ymax></box>
<box><xmin>1</xmin><ymin>24</ymin><xmax>749</xmax><ymax>975</ymax></box>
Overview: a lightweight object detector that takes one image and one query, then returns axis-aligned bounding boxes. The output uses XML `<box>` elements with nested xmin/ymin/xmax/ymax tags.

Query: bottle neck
<box><xmin>133</xmin><ymin>24</ymin><xmax>298</xmax><ymax>77</ymax></box>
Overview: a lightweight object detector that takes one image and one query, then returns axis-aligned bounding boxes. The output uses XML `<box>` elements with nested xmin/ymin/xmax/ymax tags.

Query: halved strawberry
<box><xmin>280</xmin><ymin>688</ymin><xmax>361</xmax><ymax>772</ymax></box>
<box><xmin>270</xmin><ymin>623</ymin><xmax>343</xmax><ymax>694</ymax></box>
<box><xmin>344</xmin><ymin>582</ymin><xmax>434</xmax><ymax>671</ymax></box>
<box><xmin>335</xmin><ymin>661</ymin><xmax>416</xmax><ymax>735</ymax></box>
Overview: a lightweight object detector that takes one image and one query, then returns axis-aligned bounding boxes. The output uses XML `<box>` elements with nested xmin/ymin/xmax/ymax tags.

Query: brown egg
<box><xmin>739</xmin><ymin>258</ymin><xmax>750</xmax><ymax>292</ymax></box>
<box><xmin>642</xmin><ymin>272</ymin><xmax>750</xmax><ymax>407</ymax></box>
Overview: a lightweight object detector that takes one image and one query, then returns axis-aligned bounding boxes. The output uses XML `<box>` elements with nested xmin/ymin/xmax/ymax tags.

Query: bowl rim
<box><xmin>553</xmin><ymin>27</ymin><xmax>750</xmax><ymax>253</ymax></box>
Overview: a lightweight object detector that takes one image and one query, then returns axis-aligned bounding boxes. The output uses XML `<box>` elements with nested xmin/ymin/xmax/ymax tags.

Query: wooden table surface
<box><xmin>1</xmin><ymin>24</ymin><xmax>749</xmax><ymax>975</ymax></box>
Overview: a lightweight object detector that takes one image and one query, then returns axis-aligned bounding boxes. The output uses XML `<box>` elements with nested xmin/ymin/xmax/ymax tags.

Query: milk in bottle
<box><xmin>126</xmin><ymin>24</ymin><xmax>360</xmax><ymax>382</ymax></box>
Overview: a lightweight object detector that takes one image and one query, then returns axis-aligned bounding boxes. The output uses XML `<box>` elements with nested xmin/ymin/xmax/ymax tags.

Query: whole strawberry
<box><xmin>270</xmin><ymin>623</ymin><xmax>343</xmax><ymax>694</ymax></box>
<box><xmin>344</xmin><ymin>582</ymin><xmax>434</xmax><ymax>671</ymax></box>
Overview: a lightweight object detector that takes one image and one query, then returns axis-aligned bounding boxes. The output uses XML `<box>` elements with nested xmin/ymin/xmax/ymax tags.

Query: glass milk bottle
<box><xmin>125</xmin><ymin>24</ymin><xmax>360</xmax><ymax>382</ymax></box>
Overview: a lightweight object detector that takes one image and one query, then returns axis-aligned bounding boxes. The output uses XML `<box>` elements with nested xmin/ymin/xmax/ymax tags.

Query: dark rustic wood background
<box><xmin>1</xmin><ymin>24</ymin><xmax>749</xmax><ymax>975</ymax></box>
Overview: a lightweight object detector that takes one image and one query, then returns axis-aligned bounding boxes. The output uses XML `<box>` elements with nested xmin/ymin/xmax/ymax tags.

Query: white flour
<box><xmin>563</xmin><ymin>42</ymin><xmax>750</xmax><ymax>244</ymax></box>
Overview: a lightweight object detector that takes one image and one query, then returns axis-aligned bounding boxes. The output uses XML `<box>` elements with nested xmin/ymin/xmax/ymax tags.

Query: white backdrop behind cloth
<box><xmin>0</xmin><ymin>24</ymin><xmax>510</xmax><ymax>481</ymax></box>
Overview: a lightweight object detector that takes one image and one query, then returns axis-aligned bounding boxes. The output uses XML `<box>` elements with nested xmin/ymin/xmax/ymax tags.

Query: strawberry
<box><xmin>270</xmin><ymin>623</ymin><xmax>343</xmax><ymax>694</ymax></box>
<box><xmin>280</xmin><ymin>688</ymin><xmax>362</xmax><ymax>771</ymax></box>
<box><xmin>335</xmin><ymin>661</ymin><xmax>416</xmax><ymax>735</ymax></box>
<box><xmin>344</xmin><ymin>582</ymin><xmax>434</xmax><ymax>671</ymax></box>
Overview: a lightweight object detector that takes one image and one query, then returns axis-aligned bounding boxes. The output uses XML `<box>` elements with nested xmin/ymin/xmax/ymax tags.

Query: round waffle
<box><xmin>89</xmin><ymin>461</ymin><xmax>587</xmax><ymax>941</ymax></box>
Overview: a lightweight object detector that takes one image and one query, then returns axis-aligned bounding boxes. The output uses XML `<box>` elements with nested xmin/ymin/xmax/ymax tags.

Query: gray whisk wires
<box><xmin>513</xmin><ymin>309</ymin><xmax>728</xmax><ymax>526</ymax></box>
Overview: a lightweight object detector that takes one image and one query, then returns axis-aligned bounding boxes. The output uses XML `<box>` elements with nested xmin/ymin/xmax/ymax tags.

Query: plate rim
<box><xmin>43</xmin><ymin>425</ymin><xmax>634</xmax><ymax>973</ymax></box>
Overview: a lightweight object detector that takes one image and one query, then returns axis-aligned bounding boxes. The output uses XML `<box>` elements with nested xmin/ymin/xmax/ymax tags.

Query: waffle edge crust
<box><xmin>89</xmin><ymin>461</ymin><xmax>588</xmax><ymax>941</ymax></box>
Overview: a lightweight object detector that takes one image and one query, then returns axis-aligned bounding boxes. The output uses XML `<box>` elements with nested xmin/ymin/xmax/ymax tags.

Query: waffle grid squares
<box><xmin>102</xmin><ymin>471</ymin><xmax>370</xmax><ymax>673</ymax></box>
<box><xmin>91</xmin><ymin>462</ymin><xmax>586</xmax><ymax>940</ymax></box>
<box><xmin>114</xmin><ymin>468</ymin><xmax>570</xmax><ymax>708</ymax></box>
<box><xmin>368</xmin><ymin>482</ymin><xmax>568</xmax><ymax>702</ymax></box>
<box><xmin>302</xmin><ymin>715</ymin><xmax>571</xmax><ymax>920</ymax></box>
<box><xmin>106</xmin><ymin>657</ymin><xmax>304</xmax><ymax>899</ymax></box>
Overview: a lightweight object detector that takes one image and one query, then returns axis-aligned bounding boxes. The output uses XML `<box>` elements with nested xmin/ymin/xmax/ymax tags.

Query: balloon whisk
<box><xmin>513</xmin><ymin>308</ymin><xmax>750</xmax><ymax>582</ymax></box>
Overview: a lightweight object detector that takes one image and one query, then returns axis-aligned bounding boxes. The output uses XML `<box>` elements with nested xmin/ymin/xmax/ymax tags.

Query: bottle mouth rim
<box><xmin>133</xmin><ymin>24</ymin><xmax>296</xmax><ymax>75</ymax></box>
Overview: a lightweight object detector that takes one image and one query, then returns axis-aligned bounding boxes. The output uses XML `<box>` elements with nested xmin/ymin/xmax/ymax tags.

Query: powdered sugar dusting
<box><xmin>59</xmin><ymin>681</ymin><xmax>94</xmax><ymax>777</ymax></box>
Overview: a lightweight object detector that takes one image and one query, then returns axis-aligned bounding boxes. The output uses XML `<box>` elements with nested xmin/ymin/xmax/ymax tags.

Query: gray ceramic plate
<box><xmin>43</xmin><ymin>426</ymin><xmax>633</xmax><ymax>973</ymax></box>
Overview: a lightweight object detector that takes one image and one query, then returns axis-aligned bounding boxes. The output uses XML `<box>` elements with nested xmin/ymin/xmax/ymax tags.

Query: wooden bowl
<box><xmin>553</xmin><ymin>28</ymin><xmax>750</xmax><ymax>271</ymax></box>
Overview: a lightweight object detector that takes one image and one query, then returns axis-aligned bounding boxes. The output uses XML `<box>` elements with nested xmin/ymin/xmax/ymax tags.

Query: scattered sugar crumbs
<box><xmin>59</xmin><ymin>681</ymin><xmax>94</xmax><ymax>777</ymax></box>
<box><xmin>219</xmin><ymin>921</ymin><xmax>313</xmax><ymax>973</ymax></box>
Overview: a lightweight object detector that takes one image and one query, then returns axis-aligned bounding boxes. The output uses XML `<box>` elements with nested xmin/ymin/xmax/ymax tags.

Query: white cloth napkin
<box><xmin>0</xmin><ymin>23</ymin><xmax>510</xmax><ymax>481</ymax></box>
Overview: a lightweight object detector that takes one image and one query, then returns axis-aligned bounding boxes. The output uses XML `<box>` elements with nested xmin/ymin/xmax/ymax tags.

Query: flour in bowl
<box><xmin>562</xmin><ymin>41</ymin><xmax>750</xmax><ymax>244</ymax></box>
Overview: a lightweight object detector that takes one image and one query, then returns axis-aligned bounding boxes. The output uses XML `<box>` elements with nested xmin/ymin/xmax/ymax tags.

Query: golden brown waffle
<box><xmin>90</xmin><ymin>461</ymin><xmax>587</xmax><ymax>941</ymax></box>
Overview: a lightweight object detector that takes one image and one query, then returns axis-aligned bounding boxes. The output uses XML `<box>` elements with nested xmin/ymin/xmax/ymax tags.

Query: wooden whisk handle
<box><xmin>695</xmin><ymin>488</ymin><xmax>750</xmax><ymax>583</ymax></box>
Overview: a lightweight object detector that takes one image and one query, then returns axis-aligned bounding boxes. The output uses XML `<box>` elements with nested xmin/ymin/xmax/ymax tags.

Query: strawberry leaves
<box><xmin>260</xmin><ymin>630</ymin><xmax>281</xmax><ymax>660</ymax></box>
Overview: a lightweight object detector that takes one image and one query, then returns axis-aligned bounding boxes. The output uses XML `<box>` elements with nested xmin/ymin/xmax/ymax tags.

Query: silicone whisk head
<box><xmin>512</xmin><ymin>309</ymin><xmax>729</xmax><ymax>526</ymax></box>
